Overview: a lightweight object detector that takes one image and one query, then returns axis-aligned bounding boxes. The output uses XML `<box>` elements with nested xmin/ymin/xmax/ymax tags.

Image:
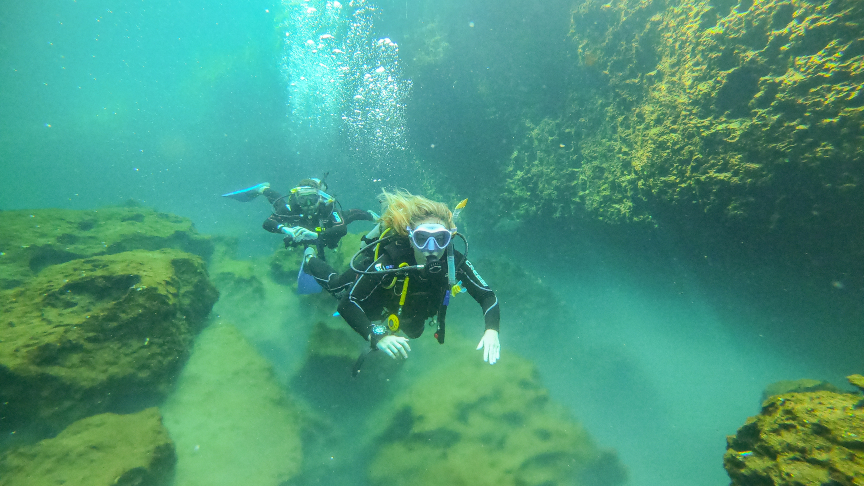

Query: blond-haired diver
<box><xmin>304</xmin><ymin>190</ymin><xmax>500</xmax><ymax>374</ymax></box>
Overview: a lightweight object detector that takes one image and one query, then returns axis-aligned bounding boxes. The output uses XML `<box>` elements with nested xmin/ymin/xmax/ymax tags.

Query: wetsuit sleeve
<box><xmin>342</xmin><ymin>208</ymin><xmax>374</xmax><ymax>224</ymax></box>
<box><xmin>262</xmin><ymin>213</ymin><xmax>302</xmax><ymax>234</ymax></box>
<box><xmin>457</xmin><ymin>258</ymin><xmax>500</xmax><ymax>332</ymax></box>
<box><xmin>337</xmin><ymin>255</ymin><xmax>388</xmax><ymax>340</ymax></box>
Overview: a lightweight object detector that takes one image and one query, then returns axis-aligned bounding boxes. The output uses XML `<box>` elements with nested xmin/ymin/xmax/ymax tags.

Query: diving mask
<box><xmin>408</xmin><ymin>223</ymin><xmax>453</xmax><ymax>253</ymax></box>
<box><xmin>292</xmin><ymin>186</ymin><xmax>333</xmax><ymax>211</ymax></box>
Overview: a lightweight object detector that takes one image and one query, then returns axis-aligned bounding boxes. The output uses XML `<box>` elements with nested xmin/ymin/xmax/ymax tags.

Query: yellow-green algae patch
<box><xmin>0</xmin><ymin>408</ymin><xmax>175</xmax><ymax>486</ymax></box>
<box><xmin>161</xmin><ymin>322</ymin><xmax>303</xmax><ymax>486</ymax></box>
<box><xmin>368</xmin><ymin>340</ymin><xmax>626</xmax><ymax>486</ymax></box>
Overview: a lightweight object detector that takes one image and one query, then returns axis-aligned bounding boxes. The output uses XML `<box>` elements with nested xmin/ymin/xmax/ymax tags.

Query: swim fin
<box><xmin>297</xmin><ymin>258</ymin><xmax>323</xmax><ymax>295</ymax></box>
<box><xmin>221</xmin><ymin>182</ymin><xmax>269</xmax><ymax>202</ymax></box>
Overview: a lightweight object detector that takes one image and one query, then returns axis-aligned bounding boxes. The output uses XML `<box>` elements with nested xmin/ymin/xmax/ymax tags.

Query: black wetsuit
<box><xmin>261</xmin><ymin>187</ymin><xmax>373</xmax><ymax>250</ymax></box>
<box><xmin>333</xmin><ymin>236</ymin><xmax>500</xmax><ymax>342</ymax></box>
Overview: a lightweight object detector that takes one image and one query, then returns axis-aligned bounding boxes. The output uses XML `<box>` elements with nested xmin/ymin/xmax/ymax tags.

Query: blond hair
<box><xmin>379</xmin><ymin>189</ymin><xmax>453</xmax><ymax>236</ymax></box>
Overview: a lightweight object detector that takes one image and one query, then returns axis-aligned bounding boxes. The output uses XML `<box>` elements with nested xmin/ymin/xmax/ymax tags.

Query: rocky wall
<box><xmin>503</xmin><ymin>0</ymin><xmax>864</xmax><ymax>244</ymax></box>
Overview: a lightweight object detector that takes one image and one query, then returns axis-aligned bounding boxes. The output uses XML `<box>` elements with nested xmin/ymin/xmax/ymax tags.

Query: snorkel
<box><xmin>448</xmin><ymin>199</ymin><xmax>468</xmax><ymax>287</ymax></box>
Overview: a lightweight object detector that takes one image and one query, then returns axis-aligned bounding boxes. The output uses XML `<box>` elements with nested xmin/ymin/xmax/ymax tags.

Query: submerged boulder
<box><xmin>367</xmin><ymin>348</ymin><xmax>627</xmax><ymax>486</ymax></box>
<box><xmin>160</xmin><ymin>322</ymin><xmax>303</xmax><ymax>486</ymax></box>
<box><xmin>0</xmin><ymin>407</ymin><xmax>175</xmax><ymax>486</ymax></box>
<box><xmin>0</xmin><ymin>206</ymin><xmax>214</xmax><ymax>290</ymax></box>
<box><xmin>0</xmin><ymin>249</ymin><xmax>218</xmax><ymax>435</ymax></box>
<box><xmin>724</xmin><ymin>374</ymin><xmax>864</xmax><ymax>485</ymax></box>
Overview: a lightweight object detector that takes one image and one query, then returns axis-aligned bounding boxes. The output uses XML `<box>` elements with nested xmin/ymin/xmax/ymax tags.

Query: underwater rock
<box><xmin>724</xmin><ymin>375</ymin><xmax>864</xmax><ymax>485</ymax></box>
<box><xmin>160</xmin><ymin>322</ymin><xmax>302</xmax><ymax>486</ymax></box>
<box><xmin>0</xmin><ymin>407</ymin><xmax>175</xmax><ymax>486</ymax></box>
<box><xmin>0</xmin><ymin>206</ymin><xmax>214</xmax><ymax>290</ymax></box>
<box><xmin>0</xmin><ymin>249</ymin><xmax>218</xmax><ymax>435</ymax></box>
<box><xmin>367</xmin><ymin>349</ymin><xmax>627</xmax><ymax>486</ymax></box>
<box><xmin>506</xmin><ymin>0</ymin><xmax>864</xmax><ymax>243</ymax></box>
<box><xmin>761</xmin><ymin>378</ymin><xmax>844</xmax><ymax>402</ymax></box>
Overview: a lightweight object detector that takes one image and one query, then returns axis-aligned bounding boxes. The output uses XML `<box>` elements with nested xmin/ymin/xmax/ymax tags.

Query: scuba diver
<box><xmin>305</xmin><ymin>189</ymin><xmax>500</xmax><ymax>375</ymax></box>
<box><xmin>222</xmin><ymin>177</ymin><xmax>379</xmax><ymax>293</ymax></box>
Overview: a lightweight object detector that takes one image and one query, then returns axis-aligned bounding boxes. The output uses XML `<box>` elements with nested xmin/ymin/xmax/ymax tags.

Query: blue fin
<box><xmin>221</xmin><ymin>183</ymin><xmax>269</xmax><ymax>202</ymax></box>
<box><xmin>297</xmin><ymin>259</ymin><xmax>323</xmax><ymax>295</ymax></box>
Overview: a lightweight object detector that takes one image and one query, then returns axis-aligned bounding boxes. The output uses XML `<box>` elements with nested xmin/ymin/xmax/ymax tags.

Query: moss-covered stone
<box><xmin>0</xmin><ymin>249</ymin><xmax>218</xmax><ymax>435</ymax></box>
<box><xmin>0</xmin><ymin>408</ymin><xmax>175</xmax><ymax>486</ymax></box>
<box><xmin>161</xmin><ymin>322</ymin><xmax>303</xmax><ymax>486</ymax></box>
<box><xmin>0</xmin><ymin>206</ymin><xmax>214</xmax><ymax>289</ymax></box>
<box><xmin>367</xmin><ymin>350</ymin><xmax>627</xmax><ymax>486</ymax></box>
<box><xmin>725</xmin><ymin>375</ymin><xmax>864</xmax><ymax>485</ymax></box>
<box><xmin>504</xmin><ymin>0</ymin><xmax>864</xmax><ymax>241</ymax></box>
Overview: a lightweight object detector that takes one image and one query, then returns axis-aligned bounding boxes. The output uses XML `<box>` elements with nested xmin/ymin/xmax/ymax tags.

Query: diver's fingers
<box><xmin>394</xmin><ymin>337</ymin><xmax>410</xmax><ymax>359</ymax></box>
<box><xmin>476</xmin><ymin>339</ymin><xmax>484</xmax><ymax>351</ymax></box>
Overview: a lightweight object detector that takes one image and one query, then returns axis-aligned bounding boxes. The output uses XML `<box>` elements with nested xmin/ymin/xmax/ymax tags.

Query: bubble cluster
<box><xmin>280</xmin><ymin>0</ymin><xmax>411</xmax><ymax>169</ymax></box>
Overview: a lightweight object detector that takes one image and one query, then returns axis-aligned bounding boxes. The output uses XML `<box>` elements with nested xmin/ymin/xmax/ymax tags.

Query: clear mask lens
<box><xmin>409</xmin><ymin>224</ymin><xmax>452</xmax><ymax>251</ymax></box>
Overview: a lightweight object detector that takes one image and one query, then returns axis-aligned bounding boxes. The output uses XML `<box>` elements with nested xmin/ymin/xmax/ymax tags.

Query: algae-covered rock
<box><xmin>368</xmin><ymin>349</ymin><xmax>627</xmax><ymax>486</ymax></box>
<box><xmin>725</xmin><ymin>376</ymin><xmax>864</xmax><ymax>485</ymax></box>
<box><xmin>161</xmin><ymin>322</ymin><xmax>303</xmax><ymax>486</ymax></box>
<box><xmin>0</xmin><ymin>249</ymin><xmax>218</xmax><ymax>434</ymax></box>
<box><xmin>505</xmin><ymin>0</ymin><xmax>864</xmax><ymax>243</ymax></box>
<box><xmin>0</xmin><ymin>407</ymin><xmax>175</xmax><ymax>486</ymax></box>
<box><xmin>0</xmin><ymin>206</ymin><xmax>214</xmax><ymax>289</ymax></box>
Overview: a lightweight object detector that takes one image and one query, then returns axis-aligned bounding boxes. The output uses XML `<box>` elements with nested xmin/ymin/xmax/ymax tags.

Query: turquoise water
<box><xmin>2</xmin><ymin>1</ymin><xmax>862</xmax><ymax>485</ymax></box>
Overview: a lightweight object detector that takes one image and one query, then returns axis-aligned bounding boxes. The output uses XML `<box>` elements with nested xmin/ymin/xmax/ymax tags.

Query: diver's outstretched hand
<box><xmin>377</xmin><ymin>335</ymin><xmax>411</xmax><ymax>359</ymax></box>
<box><xmin>476</xmin><ymin>329</ymin><xmax>500</xmax><ymax>364</ymax></box>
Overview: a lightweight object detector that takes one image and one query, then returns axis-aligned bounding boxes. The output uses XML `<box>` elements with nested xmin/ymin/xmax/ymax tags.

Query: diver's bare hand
<box><xmin>377</xmin><ymin>335</ymin><xmax>411</xmax><ymax>359</ymax></box>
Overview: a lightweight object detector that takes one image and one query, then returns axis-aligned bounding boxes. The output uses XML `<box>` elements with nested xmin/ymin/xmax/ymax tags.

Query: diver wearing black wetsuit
<box><xmin>261</xmin><ymin>186</ymin><xmax>374</xmax><ymax>252</ymax></box>
<box><xmin>335</xmin><ymin>237</ymin><xmax>500</xmax><ymax>343</ymax></box>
